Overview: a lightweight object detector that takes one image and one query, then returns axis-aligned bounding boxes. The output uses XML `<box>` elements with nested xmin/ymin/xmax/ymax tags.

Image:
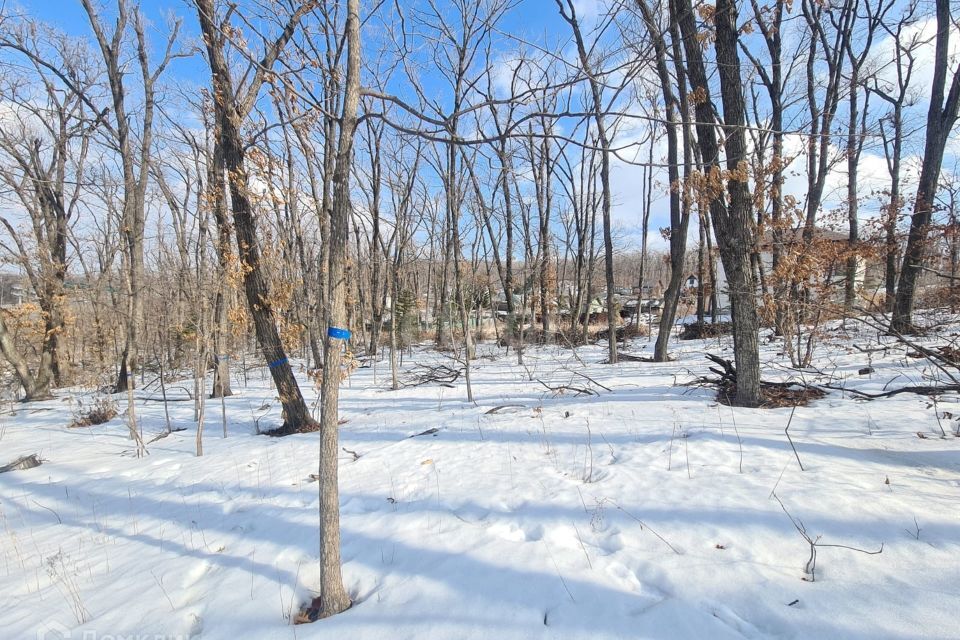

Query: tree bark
<box><xmin>676</xmin><ymin>0</ymin><xmax>761</xmax><ymax>405</ymax></box>
<box><xmin>315</xmin><ymin>0</ymin><xmax>361</xmax><ymax>618</ymax></box>
<box><xmin>208</xmin><ymin>136</ymin><xmax>233</xmax><ymax>398</ymax></box>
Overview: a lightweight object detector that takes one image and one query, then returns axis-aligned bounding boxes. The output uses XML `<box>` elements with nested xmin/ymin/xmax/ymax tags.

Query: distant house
<box><xmin>621</xmin><ymin>294</ymin><xmax>662</xmax><ymax>318</ymax></box>
<box><xmin>711</xmin><ymin>227</ymin><xmax>866</xmax><ymax>311</ymax></box>
<box><xmin>0</xmin><ymin>274</ymin><xmax>33</xmax><ymax>308</ymax></box>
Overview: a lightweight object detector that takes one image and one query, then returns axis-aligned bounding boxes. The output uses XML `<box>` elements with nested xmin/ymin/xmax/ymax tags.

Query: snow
<box><xmin>1</xmin><ymin>324</ymin><xmax>959</xmax><ymax>639</ymax></box>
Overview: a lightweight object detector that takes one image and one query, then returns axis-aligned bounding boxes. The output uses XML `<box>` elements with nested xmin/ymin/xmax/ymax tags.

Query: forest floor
<box><xmin>1</xmin><ymin>317</ymin><xmax>959</xmax><ymax>639</ymax></box>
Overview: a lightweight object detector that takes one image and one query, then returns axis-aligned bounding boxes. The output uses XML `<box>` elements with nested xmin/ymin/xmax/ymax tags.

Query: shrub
<box><xmin>69</xmin><ymin>395</ymin><xmax>118</xmax><ymax>428</ymax></box>
<box><xmin>680</xmin><ymin>321</ymin><xmax>732</xmax><ymax>340</ymax></box>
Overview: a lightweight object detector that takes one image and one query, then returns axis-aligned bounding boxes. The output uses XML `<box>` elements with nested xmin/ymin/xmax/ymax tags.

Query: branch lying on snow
<box><xmin>134</xmin><ymin>395</ymin><xmax>194</xmax><ymax>403</ymax></box>
<box><xmin>571</xmin><ymin>370</ymin><xmax>612</xmax><ymax>392</ymax></box>
<box><xmin>901</xmin><ymin>343</ymin><xmax>960</xmax><ymax>385</ymax></box>
<box><xmin>408</xmin><ymin>428</ymin><xmax>439</xmax><ymax>438</ymax></box>
<box><xmin>852</xmin><ymin>343</ymin><xmax>891</xmax><ymax>355</ymax></box>
<box><xmin>31</xmin><ymin>499</ymin><xmax>61</xmax><ymax>524</ymax></box>
<box><xmin>535</xmin><ymin>367</ymin><xmax>613</xmax><ymax>398</ymax></box>
<box><xmin>147</xmin><ymin>428</ymin><xmax>187</xmax><ymax>443</ymax></box>
<box><xmin>613</xmin><ymin>352</ymin><xmax>662</xmax><ymax>363</ymax></box>
<box><xmin>690</xmin><ymin>354</ymin><xmax>827</xmax><ymax>407</ymax></box>
<box><xmin>400</xmin><ymin>364</ymin><xmax>463</xmax><ymax>388</ymax></box>
<box><xmin>485</xmin><ymin>404</ymin><xmax>526</xmax><ymax>414</ymax></box>
<box><xmin>0</xmin><ymin>453</ymin><xmax>42</xmax><ymax>473</ymax></box>
<box><xmin>784</xmin><ymin>406</ymin><xmax>804</xmax><ymax>471</ymax></box>
<box><xmin>854</xmin><ymin>310</ymin><xmax>960</xmax><ymax>385</ymax></box>
<box><xmin>704</xmin><ymin>353</ymin><xmax>738</xmax><ymax>385</ymax></box>
<box><xmin>822</xmin><ymin>383</ymin><xmax>960</xmax><ymax>400</ymax></box>
<box><xmin>536</xmin><ymin>379</ymin><xmax>596</xmax><ymax>397</ymax></box>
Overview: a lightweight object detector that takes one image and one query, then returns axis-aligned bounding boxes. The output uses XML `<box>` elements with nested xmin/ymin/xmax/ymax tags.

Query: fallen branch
<box><xmin>613</xmin><ymin>353</ymin><xmax>664</xmax><ymax>363</ymax></box>
<box><xmin>705</xmin><ymin>353</ymin><xmax>737</xmax><ymax>385</ymax></box>
<box><xmin>485</xmin><ymin>404</ymin><xmax>526</xmax><ymax>414</ymax></box>
<box><xmin>401</xmin><ymin>364</ymin><xmax>463</xmax><ymax>388</ymax></box>
<box><xmin>537</xmin><ymin>379</ymin><xmax>596</xmax><ymax>397</ymax></box>
<box><xmin>571</xmin><ymin>370</ymin><xmax>612</xmax><ymax>392</ymax></box>
<box><xmin>409</xmin><ymin>428</ymin><xmax>440</xmax><ymax>438</ymax></box>
<box><xmin>0</xmin><ymin>454</ymin><xmax>42</xmax><ymax>473</ymax></box>
<box><xmin>852</xmin><ymin>343</ymin><xmax>891</xmax><ymax>355</ymax></box>
<box><xmin>854</xmin><ymin>311</ymin><xmax>960</xmax><ymax>384</ymax></box>
<box><xmin>692</xmin><ymin>355</ymin><xmax>827</xmax><ymax>407</ymax></box>
<box><xmin>134</xmin><ymin>396</ymin><xmax>194</xmax><ymax>403</ymax></box>
<box><xmin>147</xmin><ymin>427</ymin><xmax>187</xmax><ymax>443</ymax></box>
<box><xmin>32</xmin><ymin>499</ymin><xmax>61</xmax><ymax>524</ymax></box>
<box><xmin>821</xmin><ymin>383</ymin><xmax>960</xmax><ymax>400</ymax></box>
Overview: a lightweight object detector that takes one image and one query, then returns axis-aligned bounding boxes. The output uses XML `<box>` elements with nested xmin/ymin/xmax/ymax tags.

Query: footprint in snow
<box><xmin>607</xmin><ymin>562</ymin><xmax>670</xmax><ymax>603</ymax></box>
<box><xmin>709</xmin><ymin>602</ymin><xmax>762</xmax><ymax>638</ymax></box>
<box><xmin>184</xmin><ymin>611</ymin><xmax>204</xmax><ymax>636</ymax></box>
<box><xmin>451</xmin><ymin>505</ymin><xmax>491</xmax><ymax>525</ymax></box>
<box><xmin>487</xmin><ymin>520</ymin><xmax>543</xmax><ymax>542</ymax></box>
<box><xmin>583</xmin><ymin>468</ymin><xmax>611</xmax><ymax>483</ymax></box>
<box><xmin>341</xmin><ymin>496</ymin><xmax>381</xmax><ymax>515</ymax></box>
<box><xmin>542</xmin><ymin>524</ymin><xmax>587</xmax><ymax>552</ymax></box>
<box><xmin>181</xmin><ymin>560</ymin><xmax>213</xmax><ymax>590</ymax></box>
<box><xmin>597</xmin><ymin>530</ymin><xmax>624</xmax><ymax>555</ymax></box>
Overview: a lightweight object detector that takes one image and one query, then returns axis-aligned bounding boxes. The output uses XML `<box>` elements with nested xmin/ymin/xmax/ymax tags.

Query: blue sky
<box><xmin>15</xmin><ymin>0</ymin><xmax>207</xmax><ymax>80</ymax></box>
<box><xmin>15</xmin><ymin>0</ymin><xmax>575</xmax><ymax>87</ymax></box>
<box><xmin>8</xmin><ymin>0</ymin><xmax>960</xmax><ymax>254</ymax></box>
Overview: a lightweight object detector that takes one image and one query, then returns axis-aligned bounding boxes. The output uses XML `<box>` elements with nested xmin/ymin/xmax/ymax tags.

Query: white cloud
<box><xmin>571</xmin><ymin>0</ymin><xmax>604</xmax><ymax>21</ymax></box>
<box><xmin>869</xmin><ymin>16</ymin><xmax>960</xmax><ymax>100</ymax></box>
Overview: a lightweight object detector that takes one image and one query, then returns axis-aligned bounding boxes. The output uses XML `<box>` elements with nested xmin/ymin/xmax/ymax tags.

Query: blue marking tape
<box><xmin>328</xmin><ymin>327</ymin><xmax>351</xmax><ymax>340</ymax></box>
<box><xmin>268</xmin><ymin>357</ymin><xmax>288</xmax><ymax>368</ymax></box>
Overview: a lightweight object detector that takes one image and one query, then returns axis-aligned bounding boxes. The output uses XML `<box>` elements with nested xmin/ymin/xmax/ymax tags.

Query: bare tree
<box><xmin>675</xmin><ymin>0</ymin><xmax>761</xmax><ymax>405</ymax></box>
<box><xmin>0</xmin><ymin>21</ymin><xmax>96</xmax><ymax>398</ymax></box>
<box><xmin>79</xmin><ymin>0</ymin><xmax>181</xmax><ymax>392</ymax></box>
<box><xmin>890</xmin><ymin>0</ymin><xmax>960</xmax><ymax>332</ymax></box>
<box><xmin>740</xmin><ymin>0</ymin><xmax>800</xmax><ymax>332</ymax></box>
<box><xmin>313</xmin><ymin>0</ymin><xmax>361</xmax><ymax>619</ymax></box>
<box><xmin>632</xmin><ymin>0</ymin><xmax>692</xmax><ymax>362</ymax></box>
<box><xmin>557</xmin><ymin>0</ymin><xmax>622</xmax><ymax>364</ymax></box>
<box><xmin>800</xmin><ymin>0</ymin><xmax>855</xmax><ymax>241</ymax></box>
<box><xmin>842</xmin><ymin>0</ymin><xmax>893</xmax><ymax>311</ymax></box>
<box><xmin>195</xmin><ymin>0</ymin><xmax>316</xmax><ymax>431</ymax></box>
<box><xmin>867</xmin><ymin>1</ymin><xmax>919</xmax><ymax>311</ymax></box>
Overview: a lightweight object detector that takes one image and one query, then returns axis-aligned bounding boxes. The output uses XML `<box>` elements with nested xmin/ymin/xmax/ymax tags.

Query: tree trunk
<box><xmin>844</xmin><ymin>75</ymin><xmax>861</xmax><ymax>313</ymax></box>
<box><xmin>0</xmin><ymin>314</ymin><xmax>51</xmax><ymax>400</ymax></box>
<box><xmin>315</xmin><ymin>0</ymin><xmax>361</xmax><ymax>618</ymax></box>
<box><xmin>209</xmin><ymin>139</ymin><xmax>233</xmax><ymax>398</ymax></box>
<box><xmin>891</xmin><ymin>0</ymin><xmax>960</xmax><ymax>332</ymax></box>
<box><xmin>196</xmin><ymin>0</ymin><xmax>313</xmax><ymax>431</ymax></box>
<box><xmin>639</xmin><ymin>0</ymin><xmax>691</xmax><ymax>362</ymax></box>
<box><xmin>677</xmin><ymin>0</ymin><xmax>761</xmax><ymax>405</ymax></box>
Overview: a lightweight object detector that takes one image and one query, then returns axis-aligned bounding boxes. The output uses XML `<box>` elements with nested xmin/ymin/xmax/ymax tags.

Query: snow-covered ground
<box><xmin>1</xmin><ymin>324</ymin><xmax>958</xmax><ymax>639</ymax></box>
